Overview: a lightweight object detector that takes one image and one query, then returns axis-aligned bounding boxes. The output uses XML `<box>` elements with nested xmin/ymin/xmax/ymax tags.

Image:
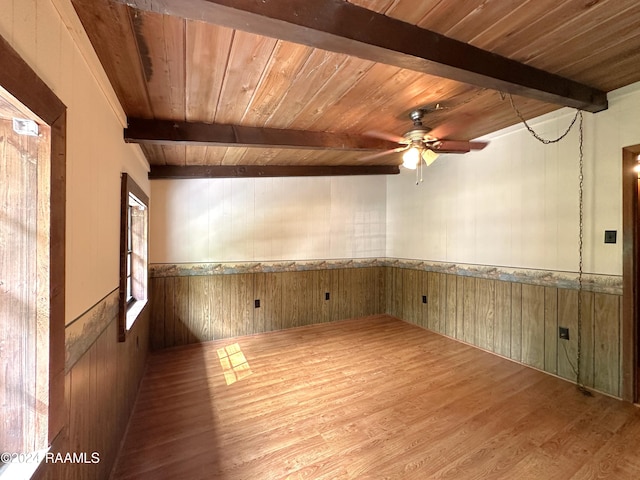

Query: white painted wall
<box><xmin>0</xmin><ymin>0</ymin><xmax>150</xmax><ymax>323</ymax></box>
<box><xmin>386</xmin><ymin>82</ymin><xmax>640</xmax><ymax>276</ymax></box>
<box><xmin>151</xmin><ymin>83</ymin><xmax>640</xmax><ymax>273</ymax></box>
<box><xmin>150</xmin><ymin>175</ymin><xmax>387</xmax><ymax>263</ymax></box>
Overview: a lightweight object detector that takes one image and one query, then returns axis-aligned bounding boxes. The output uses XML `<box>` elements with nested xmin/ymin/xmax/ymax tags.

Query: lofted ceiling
<box><xmin>71</xmin><ymin>0</ymin><xmax>640</xmax><ymax>178</ymax></box>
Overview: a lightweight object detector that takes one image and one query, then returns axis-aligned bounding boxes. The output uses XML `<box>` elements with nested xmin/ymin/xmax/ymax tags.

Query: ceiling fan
<box><xmin>363</xmin><ymin>108</ymin><xmax>488</xmax><ymax>181</ymax></box>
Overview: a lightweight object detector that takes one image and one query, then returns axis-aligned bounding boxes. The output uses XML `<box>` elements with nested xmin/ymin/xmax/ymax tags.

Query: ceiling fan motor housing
<box><xmin>405</xmin><ymin>109</ymin><xmax>434</xmax><ymax>142</ymax></box>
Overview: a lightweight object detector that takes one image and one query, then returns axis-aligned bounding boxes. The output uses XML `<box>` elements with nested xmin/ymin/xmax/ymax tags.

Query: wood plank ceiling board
<box><xmin>509</xmin><ymin>2</ymin><xmax>640</xmax><ymax>73</ymax></box>
<box><xmin>220</xmin><ymin>146</ymin><xmax>250</xmax><ymax>166</ymax></box>
<box><xmin>320</xmin><ymin>67</ymin><xmax>429</xmax><ymax>133</ymax></box>
<box><xmin>466</xmin><ymin>0</ymin><xmax>560</xmax><ymax>51</ymax></box>
<box><xmin>214</xmin><ymin>30</ymin><xmax>279</xmax><ymax>124</ymax></box>
<box><xmin>530</xmin><ymin>5</ymin><xmax>640</xmax><ymax>72</ymax></box>
<box><xmin>164</xmin><ymin>145</ymin><xmax>187</xmax><ymax>166</ymax></box>
<box><xmin>477</xmin><ymin>0</ymin><xmax>638</xmax><ymax>65</ymax></box>
<box><xmin>139</xmin><ymin>144</ymin><xmax>167</xmax><ymax>165</ymax></box>
<box><xmin>561</xmin><ymin>34</ymin><xmax>640</xmax><ymax>90</ymax></box>
<box><xmin>132</xmin><ymin>9</ymin><xmax>186</xmax><ymax>119</ymax></box>
<box><xmin>241</xmin><ymin>41</ymin><xmax>317</xmax><ymax>127</ymax></box>
<box><xmin>302</xmin><ymin>62</ymin><xmax>406</xmax><ymax>133</ymax></box>
<box><xmin>185</xmin><ymin>22</ymin><xmax>234</xmax><ymax>123</ymax></box>
<box><xmin>219</xmin><ymin>147</ymin><xmax>396</xmax><ymax>167</ymax></box>
<box><xmin>199</xmin><ymin>146</ymin><xmax>228</xmax><ymax>166</ymax></box>
<box><xmin>71</xmin><ymin>0</ymin><xmax>153</xmax><ymax>117</ymax></box>
<box><xmin>261</xmin><ymin>49</ymin><xmax>354</xmax><ymax>130</ymax></box>
<box><xmin>436</xmin><ymin>1</ymin><xmax>534</xmax><ymax>43</ymax></box>
<box><xmin>378</xmin><ymin>0</ymin><xmax>445</xmax><ymax>25</ymax></box>
<box><xmin>71</xmin><ymin>0</ymin><xmax>640</xmax><ymax>176</ymax></box>
<box><xmin>112</xmin><ymin>0</ymin><xmax>607</xmax><ymax>111</ymax></box>
<box><xmin>283</xmin><ymin>54</ymin><xmax>377</xmax><ymax>131</ymax></box>
<box><xmin>415</xmin><ymin>0</ymin><xmax>510</xmax><ymax>36</ymax></box>
<box><xmin>184</xmin><ymin>145</ymin><xmax>208</xmax><ymax>166</ymax></box>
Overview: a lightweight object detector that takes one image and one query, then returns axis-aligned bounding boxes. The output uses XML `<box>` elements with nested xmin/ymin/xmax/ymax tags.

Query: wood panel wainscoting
<box><xmin>385</xmin><ymin>267</ymin><xmax>622</xmax><ymax>399</ymax></box>
<box><xmin>149</xmin><ymin>260</ymin><xmax>622</xmax><ymax>398</ymax></box>
<box><xmin>35</xmin><ymin>291</ymin><xmax>150</xmax><ymax>480</ymax></box>
<box><xmin>149</xmin><ymin>265</ymin><xmax>386</xmax><ymax>350</ymax></box>
<box><xmin>112</xmin><ymin>315</ymin><xmax>640</xmax><ymax>480</ymax></box>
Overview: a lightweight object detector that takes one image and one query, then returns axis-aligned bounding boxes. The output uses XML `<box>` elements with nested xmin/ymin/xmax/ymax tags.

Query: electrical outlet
<box><xmin>254</xmin><ymin>299</ymin><xmax>260</xmax><ymax>308</ymax></box>
<box><xmin>325</xmin><ymin>292</ymin><xmax>330</xmax><ymax>301</ymax></box>
<box><xmin>422</xmin><ymin>295</ymin><xmax>428</xmax><ymax>304</ymax></box>
<box><xmin>559</xmin><ymin>326</ymin><xmax>570</xmax><ymax>340</ymax></box>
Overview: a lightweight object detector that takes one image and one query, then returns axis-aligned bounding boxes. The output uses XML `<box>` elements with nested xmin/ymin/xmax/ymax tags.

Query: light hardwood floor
<box><xmin>111</xmin><ymin>315</ymin><xmax>640</xmax><ymax>479</ymax></box>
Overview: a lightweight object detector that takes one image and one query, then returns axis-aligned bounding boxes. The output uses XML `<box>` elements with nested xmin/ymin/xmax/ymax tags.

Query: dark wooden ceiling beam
<box><xmin>115</xmin><ymin>0</ymin><xmax>607</xmax><ymax>113</ymax></box>
<box><xmin>126</xmin><ymin>118</ymin><xmax>398</xmax><ymax>150</ymax></box>
<box><xmin>149</xmin><ymin>164</ymin><xmax>400</xmax><ymax>179</ymax></box>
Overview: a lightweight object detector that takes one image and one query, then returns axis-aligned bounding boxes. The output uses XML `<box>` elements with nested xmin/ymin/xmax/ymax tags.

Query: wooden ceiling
<box><xmin>71</xmin><ymin>0</ymin><xmax>640</xmax><ymax>177</ymax></box>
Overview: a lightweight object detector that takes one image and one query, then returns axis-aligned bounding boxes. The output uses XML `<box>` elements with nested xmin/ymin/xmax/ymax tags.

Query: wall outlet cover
<box><xmin>559</xmin><ymin>326</ymin><xmax>570</xmax><ymax>340</ymax></box>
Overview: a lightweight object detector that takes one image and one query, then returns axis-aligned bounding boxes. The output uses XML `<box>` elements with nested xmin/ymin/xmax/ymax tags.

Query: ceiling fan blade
<box><xmin>469</xmin><ymin>141</ymin><xmax>489</xmax><ymax>150</ymax></box>
<box><xmin>359</xmin><ymin>146</ymin><xmax>407</xmax><ymax>161</ymax></box>
<box><xmin>363</xmin><ymin>129</ymin><xmax>407</xmax><ymax>144</ymax></box>
<box><xmin>430</xmin><ymin>140</ymin><xmax>488</xmax><ymax>154</ymax></box>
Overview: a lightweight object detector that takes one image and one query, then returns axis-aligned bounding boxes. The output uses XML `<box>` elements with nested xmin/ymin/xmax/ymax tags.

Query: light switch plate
<box><xmin>604</xmin><ymin>230</ymin><xmax>617</xmax><ymax>244</ymax></box>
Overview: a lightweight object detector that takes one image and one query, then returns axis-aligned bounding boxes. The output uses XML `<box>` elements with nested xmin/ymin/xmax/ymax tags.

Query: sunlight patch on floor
<box><xmin>217</xmin><ymin>343</ymin><xmax>252</xmax><ymax>385</ymax></box>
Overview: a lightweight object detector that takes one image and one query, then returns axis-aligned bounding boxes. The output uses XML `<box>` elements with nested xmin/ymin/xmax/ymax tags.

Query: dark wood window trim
<box><xmin>118</xmin><ymin>173</ymin><xmax>149</xmax><ymax>342</ymax></box>
<box><xmin>0</xmin><ymin>34</ymin><xmax>66</xmax><ymax>450</ymax></box>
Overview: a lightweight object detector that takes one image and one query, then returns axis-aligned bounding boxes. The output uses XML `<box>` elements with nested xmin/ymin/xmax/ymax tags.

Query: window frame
<box><xmin>0</xmin><ymin>33</ymin><xmax>66</xmax><ymax>477</ymax></box>
<box><xmin>118</xmin><ymin>173</ymin><xmax>149</xmax><ymax>342</ymax></box>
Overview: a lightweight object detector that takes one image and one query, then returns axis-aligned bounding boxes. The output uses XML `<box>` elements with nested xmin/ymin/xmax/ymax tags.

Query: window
<box><xmin>0</xmin><ymin>34</ymin><xmax>66</xmax><ymax>479</ymax></box>
<box><xmin>119</xmin><ymin>173</ymin><xmax>148</xmax><ymax>341</ymax></box>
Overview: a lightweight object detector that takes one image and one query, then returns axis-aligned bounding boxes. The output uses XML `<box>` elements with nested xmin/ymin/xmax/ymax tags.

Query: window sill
<box><xmin>126</xmin><ymin>299</ymin><xmax>147</xmax><ymax>331</ymax></box>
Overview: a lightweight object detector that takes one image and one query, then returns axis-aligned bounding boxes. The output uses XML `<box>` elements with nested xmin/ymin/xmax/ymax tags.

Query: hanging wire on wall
<box><xmin>506</xmin><ymin>94</ymin><xmax>591</xmax><ymax>396</ymax></box>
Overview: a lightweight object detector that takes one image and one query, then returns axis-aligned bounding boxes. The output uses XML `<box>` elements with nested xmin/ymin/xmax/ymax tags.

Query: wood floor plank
<box><xmin>112</xmin><ymin>315</ymin><xmax>640</xmax><ymax>480</ymax></box>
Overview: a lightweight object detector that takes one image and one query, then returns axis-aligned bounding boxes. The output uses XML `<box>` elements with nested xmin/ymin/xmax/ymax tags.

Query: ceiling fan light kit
<box><xmin>401</xmin><ymin>146</ymin><xmax>420</xmax><ymax>169</ymax></box>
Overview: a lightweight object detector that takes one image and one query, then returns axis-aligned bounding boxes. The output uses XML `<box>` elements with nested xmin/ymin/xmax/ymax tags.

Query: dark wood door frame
<box><xmin>622</xmin><ymin>144</ymin><xmax>640</xmax><ymax>403</ymax></box>
<box><xmin>0</xmin><ymin>34</ymin><xmax>67</xmax><ymax>444</ymax></box>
